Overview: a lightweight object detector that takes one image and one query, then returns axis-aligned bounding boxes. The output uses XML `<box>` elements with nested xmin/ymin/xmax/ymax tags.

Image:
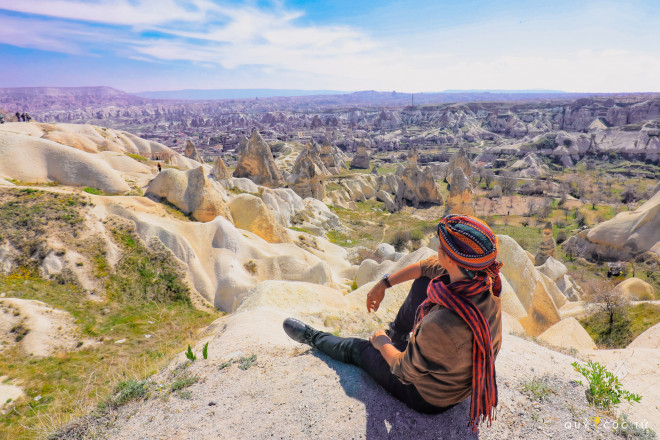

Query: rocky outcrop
<box><xmin>228</xmin><ymin>194</ymin><xmax>293</xmax><ymax>244</ymax></box>
<box><xmin>510</xmin><ymin>153</ymin><xmax>550</xmax><ymax>178</ymax></box>
<box><xmin>615</xmin><ymin>277</ymin><xmax>655</xmax><ymax>301</ymax></box>
<box><xmin>396</xmin><ymin>162</ymin><xmax>443</xmax><ymax>207</ymax></box>
<box><xmin>145</xmin><ymin>166</ymin><xmax>233</xmax><ymax>222</ymax></box>
<box><xmin>444</xmin><ymin>167</ymin><xmax>475</xmax><ymax>215</ymax></box>
<box><xmin>563</xmin><ymin>189</ymin><xmax>660</xmax><ymax>260</ymax></box>
<box><xmin>627</xmin><ymin>322</ymin><xmax>660</xmax><ymax>349</ymax></box>
<box><xmin>185</xmin><ymin>140</ymin><xmax>203</xmax><ymax>163</ymax></box>
<box><xmin>535</xmin><ymin>222</ymin><xmax>557</xmax><ymax>265</ymax></box>
<box><xmin>288</xmin><ymin>143</ymin><xmax>328</xmax><ymax>200</ymax></box>
<box><xmin>319</xmin><ymin>140</ymin><xmax>347</xmax><ymax>174</ymax></box>
<box><xmin>233</xmin><ymin>129</ymin><xmax>284</xmax><ymax>188</ymax></box>
<box><xmin>212</xmin><ymin>156</ymin><xmax>231</xmax><ymax>180</ymax></box>
<box><xmin>498</xmin><ymin>235</ymin><xmax>563</xmax><ymax>336</ymax></box>
<box><xmin>538</xmin><ymin>318</ymin><xmax>596</xmax><ymax>351</ymax></box>
<box><xmin>350</xmin><ymin>144</ymin><xmax>370</xmax><ymax>169</ymax></box>
<box><xmin>447</xmin><ymin>147</ymin><xmax>472</xmax><ymax>176</ymax></box>
<box><xmin>0</xmin><ymin>130</ymin><xmax>130</xmax><ymax>194</ymax></box>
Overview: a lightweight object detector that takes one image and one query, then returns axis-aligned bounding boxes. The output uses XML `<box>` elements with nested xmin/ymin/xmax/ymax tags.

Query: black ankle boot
<box><xmin>385</xmin><ymin>323</ymin><xmax>409</xmax><ymax>343</ymax></box>
<box><xmin>283</xmin><ymin>318</ymin><xmax>319</xmax><ymax>346</ymax></box>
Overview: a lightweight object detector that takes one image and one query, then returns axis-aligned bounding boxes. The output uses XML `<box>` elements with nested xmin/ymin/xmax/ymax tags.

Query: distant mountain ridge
<box><xmin>134</xmin><ymin>89</ymin><xmax>349</xmax><ymax>100</ymax></box>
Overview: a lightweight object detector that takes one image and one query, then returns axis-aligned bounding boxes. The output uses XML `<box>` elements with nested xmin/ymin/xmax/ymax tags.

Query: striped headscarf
<box><xmin>414</xmin><ymin>214</ymin><xmax>502</xmax><ymax>432</ymax></box>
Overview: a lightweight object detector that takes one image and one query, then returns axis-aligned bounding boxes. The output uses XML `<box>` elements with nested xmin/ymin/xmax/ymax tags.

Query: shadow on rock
<box><xmin>314</xmin><ymin>352</ymin><xmax>477</xmax><ymax>440</ymax></box>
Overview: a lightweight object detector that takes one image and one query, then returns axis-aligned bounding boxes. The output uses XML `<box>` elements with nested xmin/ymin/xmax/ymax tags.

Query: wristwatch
<box><xmin>381</xmin><ymin>274</ymin><xmax>392</xmax><ymax>288</ymax></box>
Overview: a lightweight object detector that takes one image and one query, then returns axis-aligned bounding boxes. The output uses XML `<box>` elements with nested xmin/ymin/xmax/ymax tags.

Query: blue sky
<box><xmin>1</xmin><ymin>0</ymin><xmax>659</xmax><ymax>93</ymax></box>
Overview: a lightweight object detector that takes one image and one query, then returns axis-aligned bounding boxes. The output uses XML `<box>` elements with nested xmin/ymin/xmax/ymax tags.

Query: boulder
<box><xmin>536</xmin><ymin>256</ymin><xmax>567</xmax><ymax>282</ymax></box>
<box><xmin>396</xmin><ymin>163</ymin><xmax>443</xmax><ymax>206</ymax></box>
<box><xmin>534</xmin><ymin>222</ymin><xmax>557</xmax><ymax>265</ymax></box>
<box><xmin>444</xmin><ymin>167</ymin><xmax>475</xmax><ymax>215</ymax></box>
<box><xmin>615</xmin><ymin>278</ymin><xmax>655</xmax><ymax>301</ymax></box>
<box><xmin>376</xmin><ymin>190</ymin><xmax>398</xmax><ymax>212</ymax></box>
<box><xmin>376</xmin><ymin>243</ymin><xmax>396</xmax><ymax>261</ymax></box>
<box><xmin>510</xmin><ymin>153</ymin><xmax>550</xmax><ymax>178</ymax></box>
<box><xmin>627</xmin><ymin>322</ymin><xmax>660</xmax><ymax>349</ymax></box>
<box><xmin>185</xmin><ymin>140</ymin><xmax>203</xmax><ymax>163</ymax></box>
<box><xmin>538</xmin><ymin>317</ymin><xmax>596</xmax><ymax>351</ymax></box>
<box><xmin>350</xmin><ymin>144</ymin><xmax>370</xmax><ymax>169</ymax></box>
<box><xmin>233</xmin><ymin>129</ymin><xmax>284</xmax><ymax>188</ymax></box>
<box><xmin>563</xmin><ymin>189</ymin><xmax>660</xmax><ymax>260</ymax></box>
<box><xmin>212</xmin><ymin>156</ymin><xmax>231</xmax><ymax>180</ymax></box>
<box><xmin>500</xmin><ymin>273</ymin><xmax>528</xmax><ymax>321</ymax></box>
<box><xmin>228</xmin><ymin>194</ymin><xmax>292</xmax><ymax>244</ymax></box>
<box><xmin>145</xmin><ymin>166</ymin><xmax>233</xmax><ymax>223</ymax></box>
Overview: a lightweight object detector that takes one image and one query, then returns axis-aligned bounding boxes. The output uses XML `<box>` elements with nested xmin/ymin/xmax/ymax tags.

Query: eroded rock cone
<box><xmin>444</xmin><ymin>167</ymin><xmax>475</xmax><ymax>215</ymax></box>
<box><xmin>233</xmin><ymin>128</ymin><xmax>284</xmax><ymax>188</ymax></box>
<box><xmin>319</xmin><ymin>138</ymin><xmax>347</xmax><ymax>174</ymax></box>
<box><xmin>289</xmin><ymin>143</ymin><xmax>327</xmax><ymax>200</ymax></box>
<box><xmin>146</xmin><ymin>166</ymin><xmax>233</xmax><ymax>223</ymax></box>
<box><xmin>395</xmin><ymin>162</ymin><xmax>443</xmax><ymax>207</ymax></box>
<box><xmin>212</xmin><ymin>156</ymin><xmax>231</xmax><ymax>180</ymax></box>
<box><xmin>447</xmin><ymin>146</ymin><xmax>472</xmax><ymax>177</ymax></box>
<box><xmin>185</xmin><ymin>140</ymin><xmax>203</xmax><ymax>163</ymax></box>
<box><xmin>350</xmin><ymin>143</ymin><xmax>370</xmax><ymax>169</ymax></box>
<box><xmin>535</xmin><ymin>221</ymin><xmax>557</xmax><ymax>265</ymax></box>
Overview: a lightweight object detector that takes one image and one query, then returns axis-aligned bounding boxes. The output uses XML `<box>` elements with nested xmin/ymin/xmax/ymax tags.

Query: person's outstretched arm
<box><xmin>366</xmin><ymin>262</ymin><xmax>422</xmax><ymax>312</ymax></box>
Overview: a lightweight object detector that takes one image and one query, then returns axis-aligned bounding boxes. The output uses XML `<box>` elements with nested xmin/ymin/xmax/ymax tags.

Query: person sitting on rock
<box><xmin>283</xmin><ymin>214</ymin><xmax>502</xmax><ymax>432</ymax></box>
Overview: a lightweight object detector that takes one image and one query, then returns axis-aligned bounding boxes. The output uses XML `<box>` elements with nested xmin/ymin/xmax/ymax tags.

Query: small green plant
<box><xmin>238</xmin><ymin>354</ymin><xmax>257</xmax><ymax>370</ymax></box>
<box><xmin>83</xmin><ymin>187</ymin><xmax>102</xmax><ymax>195</ymax></box>
<box><xmin>170</xmin><ymin>374</ymin><xmax>199</xmax><ymax>392</ymax></box>
<box><xmin>572</xmin><ymin>361</ymin><xmax>642</xmax><ymax>409</ymax></box>
<box><xmin>185</xmin><ymin>345</ymin><xmax>196</xmax><ymax>361</ymax></box>
<box><xmin>218</xmin><ymin>361</ymin><xmax>233</xmax><ymax>370</ymax></box>
<box><xmin>107</xmin><ymin>379</ymin><xmax>147</xmax><ymax>409</ymax></box>
<box><xmin>520</xmin><ymin>376</ymin><xmax>555</xmax><ymax>402</ymax></box>
<box><xmin>614</xmin><ymin>413</ymin><xmax>656</xmax><ymax>439</ymax></box>
<box><xmin>202</xmin><ymin>342</ymin><xmax>209</xmax><ymax>360</ymax></box>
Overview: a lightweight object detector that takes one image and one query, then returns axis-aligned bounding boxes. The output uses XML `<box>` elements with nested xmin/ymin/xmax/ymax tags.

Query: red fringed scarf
<box><xmin>414</xmin><ymin>266</ymin><xmax>502</xmax><ymax>432</ymax></box>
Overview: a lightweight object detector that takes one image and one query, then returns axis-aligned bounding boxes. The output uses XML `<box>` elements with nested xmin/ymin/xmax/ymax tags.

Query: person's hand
<box><xmin>366</xmin><ymin>281</ymin><xmax>386</xmax><ymax>313</ymax></box>
<box><xmin>369</xmin><ymin>329</ymin><xmax>391</xmax><ymax>351</ymax></box>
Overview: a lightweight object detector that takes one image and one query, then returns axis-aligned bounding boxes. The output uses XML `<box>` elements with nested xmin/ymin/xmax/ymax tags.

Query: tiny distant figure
<box><xmin>0</xmin><ymin>114</ymin><xmax>4</xmax><ymax>124</ymax></box>
<box><xmin>157</xmin><ymin>163</ymin><xmax>162</xmax><ymax>172</ymax></box>
<box><xmin>21</xmin><ymin>112</ymin><xmax>27</xmax><ymax>122</ymax></box>
<box><xmin>15</xmin><ymin>112</ymin><xmax>20</xmax><ymax>122</ymax></box>
<box><xmin>25</xmin><ymin>113</ymin><xmax>31</xmax><ymax>122</ymax></box>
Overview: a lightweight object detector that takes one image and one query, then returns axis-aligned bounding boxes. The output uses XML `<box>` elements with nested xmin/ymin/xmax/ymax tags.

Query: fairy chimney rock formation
<box><xmin>212</xmin><ymin>156</ymin><xmax>231</xmax><ymax>180</ymax></box>
<box><xmin>289</xmin><ymin>142</ymin><xmax>328</xmax><ymax>200</ymax></box>
<box><xmin>535</xmin><ymin>222</ymin><xmax>557</xmax><ymax>265</ymax></box>
<box><xmin>185</xmin><ymin>140</ymin><xmax>203</xmax><ymax>163</ymax></box>
<box><xmin>448</xmin><ymin>147</ymin><xmax>472</xmax><ymax>177</ymax></box>
<box><xmin>409</xmin><ymin>148</ymin><xmax>419</xmax><ymax>164</ymax></box>
<box><xmin>445</xmin><ymin>167</ymin><xmax>476</xmax><ymax>215</ymax></box>
<box><xmin>319</xmin><ymin>140</ymin><xmax>347</xmax><ymax>174</ymax></box>
<box><xmin>233</xmin><ymin>128</ymin><xmax>284</xmax><ymax>188</ymax></box>
<box><xmin>350</xmin><ymin>143</ymin><xmax>370</xmax><ymax>169</ymax></box>
<box><xmin>395</xmin><ymin>162</ymin><xmax>443</xmax><ymax>206</ymax></box>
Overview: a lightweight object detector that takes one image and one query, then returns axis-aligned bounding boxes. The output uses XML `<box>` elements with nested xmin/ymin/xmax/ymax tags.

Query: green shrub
<box><xmin>572</xmin><ymin>361</ymin><xmax>641</xmax><ymax>410</ymax></box>
<box><xmin>170</xmin><ymin>374</ymin><xmax>199</xmax><ymax>392</ymax></box>
<box><xmin>238</xmin><ymin>354</ymin><xmax>257</xmax><ymax>370</ymax></box>
<box><xmin>202</xmin><ymin>342</ymin><xmax>209</xmax><ymax>360</ymax></box>
<box><xmin>83</xmin><ymin>187</ymin><xmax>102</xmax><ymax>195</ymax></box>
<box><xmin>108</xmin><ymin>379</ymin><xmax>147</xmax><ymax>408</ymax></box>
<box><xmin>520</xmin><ymin>376</ymin><xmax>555</xmax><ymax>402</ymax></box>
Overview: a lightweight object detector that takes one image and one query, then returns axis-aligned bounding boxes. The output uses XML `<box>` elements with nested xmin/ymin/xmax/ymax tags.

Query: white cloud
<box><xmin>1</xmin><ymin>1</ymin><xmax>660</xmax><ymax>92</ymax></box>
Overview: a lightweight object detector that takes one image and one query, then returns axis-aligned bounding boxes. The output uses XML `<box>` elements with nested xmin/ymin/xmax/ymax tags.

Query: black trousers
<box><xmin>310</xmin><ymin>277</ymin><xmax>453</xmax><ymax>414</ymax></box>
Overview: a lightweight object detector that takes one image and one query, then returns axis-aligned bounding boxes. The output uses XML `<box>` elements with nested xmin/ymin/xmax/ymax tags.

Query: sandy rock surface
<box><xmin>0</xmin><ymin>297</ymin><xmax>81</xmax><ymax>357</ymax></box>
<box><xmin>103</xmin><ymin>279</ymin><xmax>653</xmax><ymax>440</ymax></box>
